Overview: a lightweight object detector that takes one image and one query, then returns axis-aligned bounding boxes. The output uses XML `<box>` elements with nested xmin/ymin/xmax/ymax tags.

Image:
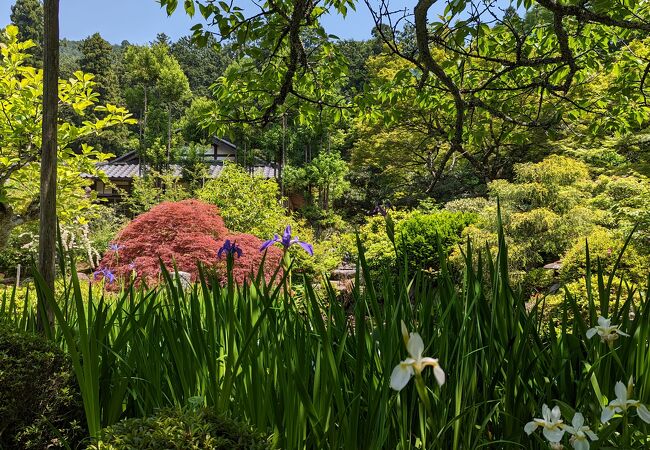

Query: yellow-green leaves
<box><xmin>0</xmin><ymin>25</ymin><xmax>136</xmax><ymax>234</ymax></box>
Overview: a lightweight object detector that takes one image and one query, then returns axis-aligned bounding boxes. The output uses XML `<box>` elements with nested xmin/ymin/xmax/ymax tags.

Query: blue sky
<box><xmin>0</xmin><ymin>0</ymin><xmax>422</xmax><ymax>44</ymax></box>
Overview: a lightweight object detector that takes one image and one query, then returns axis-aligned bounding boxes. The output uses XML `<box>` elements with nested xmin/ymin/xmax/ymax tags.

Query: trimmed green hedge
<box><xmin>0</xmin><ymin>323</ymin><xmax>85</xmax><ymax>449</ymax></box>
<box><xmin>87</xmin><ymin>408</ymin><xmax>270</xmax><ymax>449</ymax></box>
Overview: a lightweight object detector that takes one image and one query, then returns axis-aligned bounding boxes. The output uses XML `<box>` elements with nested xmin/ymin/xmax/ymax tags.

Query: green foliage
<box><xmin>0</xmin><ymin>322</ymin><xmax>85</xmax><ymax>449</ymax></box>
<box><xmin>489</xmin><ymin>155</ymin><xmax>593</xmax><ymax>214</ymax></box>
<box><xmin>79</xmin><ymin>33</ymin><xmax>120</xmax><ymax>103</ymax></box>
<box><xmin>119</xmin><ymin>170</ymin><xmax>190</xmax><ymax>217</ymax></box>
<box><xmin>0</xmin><ymin>25</ymin><xmax>136</xmax><ymax>249</ymax></box>
<box><xmin>178</xmin><ymin>144</ymin><xmax>212</xmax><ymax>194</ymax></box>
<box><xmin>160</xmin><ymin>0</ymin><xmax>355</xmax><ymax>130</ymax></box>
<box><xmin>561</xmin><ymin>227</ymin><xmax>649</xmax><ymax>286</ymax></box>
<box><xmin>592</xmin><ymin>172</ymin><xmax>650</xmax><ymax>248</ymax></box>
<box><xmin>198</xmin><ymin>162</ymin><xmax>289</xmax><ymax>238</ymax></box>
<box><xmin>448</xmin><ymin>155</ymin><xmax>650</xmax><ymax>296</ymax></box>
<box><xmin>6</xmin><ymin>220</ymin><xmax>650</xmax><ymax>449</ymax></box>
<box><xmin>355</xmin><ymin>212</ymin><xmax>403</xmax><ymax>274</ymax></box>
<box><xmin>179</xmin><ymin>97</ymin><xmax>218</xmax><ymax>143</ymax></box>
<box><xmin>171</xmin><ymin>35</ymin><xmax>232</xmax><ymax>97</ymax></box>
<box><xmin>9</xmin><ymin>0</ymin><xmax>43</xmax><ymax>64</ymax></box>
<box><xmin>284</xmin><ymin>151</ymin><xmax>350</xmax><ymax>235</ymax></box>
<box><xmin>347</xmin><ymin>209</ymin><xmax>474</xmax><ymax>276</ymax></box>
<box><xmin>305</xmin><ymin>151</ymin><xmax>350</xmax><ymax>210</ymax></box>
<box><xmin>0</xmin><ymin>223</ymin><xmax>38</xmax><ymax>273</ymax></box>
<box><xmin>87</xmin><ymin>408</ymin><xmax>269</xmax><ymax>450</ymax></box>
<box><xmin>397</xmin><ymin>211</ymin><xmax>476</xmax><ymax>275</ymax></box>
<box><xmin>196</xmin><ymin>163</ymin><xmax>340</xmax><ymax>274</ymax></box>
<box><xmin>122</xmin><ymin>43</ymin><xmax>191</xmax><ymax>152</ymax></box>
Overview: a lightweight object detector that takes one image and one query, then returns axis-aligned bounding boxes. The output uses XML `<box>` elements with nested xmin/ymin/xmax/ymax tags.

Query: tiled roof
<box><xmin>89</xmin><ymin>163</ymin><xmax>277</xmax><ymax>180</ymax></box>
<box><xmin>96</xmin><ymin>164</ymin><xmax>141</xmax><ymax>179</ymax></box>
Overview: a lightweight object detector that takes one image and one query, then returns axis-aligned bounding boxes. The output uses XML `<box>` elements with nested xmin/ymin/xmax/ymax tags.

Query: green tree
<box><xmin>122</xmin><ymin>43</ymin><xmax>191</xmax><ymax>161</ymax></box>
<box><xmin>179</xmin><ymin>97</ymin><xmax>218</xmax><ymax>143</ymax></box>
<box><xmin>160</xmin><ymin>0</ymin><xmax>353</xmax><ymax>130</ymax></box>
<box><xmin>79</xmin><ymin>33</ymin><xmax>120</xmax><ymax>103</ymax></box>
<box><xmin>76</xmin><ymin>33</ymin><xmax>137</xmax><ymax>154</ymax></box>
<box><xmin>9</xmin><ymin>0</ymin><xmax>43</xmax><ymax>64</ymax></box>
<box><xmin>162</xmin><ymin>0</ymin><xmax>650</xmax><ymax>193</ymax></box>
<box><xmin>197</xmin><ymin>162</ymin><xmax>289</xmax><ymax>238</ymax></box>
<box><xmin>171</xmin><ymin>35</ymin><xmax>231</xmax><ymax>97</ymax></box>
<box><xmin>0</xmin><ymin>26</ymin><xmax>136</xmax><ymax>251</ymax></box>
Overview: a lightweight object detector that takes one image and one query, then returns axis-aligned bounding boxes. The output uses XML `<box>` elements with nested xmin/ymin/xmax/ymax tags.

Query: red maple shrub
<box><xmin>96</xmin><ymin>200</ymin><xmax>282</xmax><ymax>288</ymax></box>
<box><xmin>98</xmin><ymin>199</ymin><xmax>227</xmax><ymax>286</ymax></box>
<box><xmin>214</xmin><ymin>233</ymin><xmax>283</xmax><ymax>285</ymax></box>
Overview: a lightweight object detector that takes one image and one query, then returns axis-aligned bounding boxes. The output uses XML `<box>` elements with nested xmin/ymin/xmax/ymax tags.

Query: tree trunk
<box><xmin>140</xmin><ymin>86</ymin><xmax>148</xmax><ymax>175</ymax></box>
<box><xmin>0</xmin><ymin>203</ymin><xmax>13</xmax><ymax>251</ymax></box>
<box><xmin>38</xmin><ymin>0</ymin><xmax>59</xmax><ymax>330</ymax></box>
<box><xmin>167</xmin><ymin>105</ymin><xmax>172</xmax><ymax>165</ymax></box>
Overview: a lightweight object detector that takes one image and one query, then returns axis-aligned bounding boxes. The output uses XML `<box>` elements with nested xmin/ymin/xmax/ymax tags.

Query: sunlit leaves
<box><xmin>0</xmin><ymin>25</ymin><xmax>136</xmax><ymax>228</ymax></box>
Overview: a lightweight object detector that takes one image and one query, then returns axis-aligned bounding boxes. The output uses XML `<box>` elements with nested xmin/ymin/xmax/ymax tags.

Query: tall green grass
<box><xmin>1</xmin><ymin>225</ymin><xmax>648</xmax><ymax>449</ymax></box>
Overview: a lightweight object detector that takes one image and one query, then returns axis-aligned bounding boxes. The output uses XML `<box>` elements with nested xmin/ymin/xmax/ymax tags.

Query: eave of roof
<box><xmin>86</xmin><ymin>162</ymin><xmax>277</xmax><ymax>180</ymax></box>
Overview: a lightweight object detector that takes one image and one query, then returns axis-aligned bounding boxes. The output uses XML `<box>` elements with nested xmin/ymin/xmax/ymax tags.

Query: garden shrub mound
<box><xmin>397</xmin><ymin>211</ymin><xmax>476</xmax><ymax>274</ymax></box>
<box><xmin>97</xmin><ymin>199</ymin><xmax>282</xmax><ymax>287</ymax></box>
<box><xmin>0</xmin><ymin>323</ymin><xmax>85</xmax><ymax>449</ymax></box>
<box><xmin>86</xmin><ymin>408</ymin><xmax>269</xmax><ymax>449</ymax></box>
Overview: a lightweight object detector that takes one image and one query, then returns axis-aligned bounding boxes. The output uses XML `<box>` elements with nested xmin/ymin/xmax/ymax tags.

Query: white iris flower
<box><xmin>565</xmin><ymin>412</ymin><xmax>598</xmax><ymax>450</ymax></box>
<box><xmin>524</xmin><ymin>404</ymin><xmax>565</xmax><ymax>443</ymax></box>
<box><xmin>390</xmin><ymin>322</ymin><xmax>445</xmax><ymax>391</ymax></box>
<box><xmin>601</xmin><ymin>379</ymin><xmax>650</xmax><ymax>424</ymax></box>
<box><xmin>586</xmin><ymin>316</ymin><xmax>628</xmax><ymax>343</ymax></box>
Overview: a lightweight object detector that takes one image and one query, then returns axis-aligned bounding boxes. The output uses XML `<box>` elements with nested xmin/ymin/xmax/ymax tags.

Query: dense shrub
<box><xmin>0</xmin><ymin>323</ymin><xmax>85</xmax><ymax>449</ymax></box>
<box><xmin>397</xmin><ymin>211</ymin><xmax>476</xmax><ymax>274</ymax></box>
<box><xmin>97</xmin><ymin>200</ymin><xmax>282</xmax><ymax>287</ymax></box>
<box><xmin>344</xmin><ymin>209</ymin><xmax>474</xmax><ymax>276</ymax></box>
<box><xmin>98</xmin><ymin>199</ymin><xmax>227</xmax><ymax>286</ymax></box>
<box><xmin>198</xmin><ymin>162</ymin><xmax>289</xmax><ymax>238</ymax></box>
<box><xmin>447</xmin><ymin>156</ymin><xmax>650</xmax><ymax>295</ymax></box>
<box><xmin>87</xmin><ymin>408</ymin><xmax>269</xmax><ymax>449</ymax></box>
<box><xmin>561</xmin><ymin>227</ymin><xmax>649</xmax><ymax>285</ymax></box>
<box><xmin>0</xmin><ymin>223</ymin><xmax>38</xmax><ymax>275</ymax></box>
<box><xmin>350</xmin><ymin>210</ymin><xmax>411</xmax><ymax>274</ymax></box>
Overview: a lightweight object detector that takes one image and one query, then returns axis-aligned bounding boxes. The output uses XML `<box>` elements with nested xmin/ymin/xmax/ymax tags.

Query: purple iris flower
<box><xmin>260</xmin><ymin>225</ymin><xmax>313</xmax><ymax>256</ymax></box>
<box><xmin>218</xmin><ymin>239</ymin><xmax>243</xmax><ymax>258</ymax></box>
<box><xmin>109</xmin><ymin>243</ymin><xmax>123</xmax><ymax>252</ymax></box>
<box><xmin>93</xmin><ymin>267</ymin><xmax>116</xmax><ymax>284</ymax></box>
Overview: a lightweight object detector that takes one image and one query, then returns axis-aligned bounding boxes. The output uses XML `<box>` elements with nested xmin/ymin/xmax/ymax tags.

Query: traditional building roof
<box><xmin>87</xmin><ymin>135</ymin><xmax>278</xmax><ymax>181</ymax></box>
<box><xmin>95</xmin><ymin>163</ymin><xmax>140</xmax><ymax>179</ymax></box>
<box><xmin>92</xmin><ymin>162</ymin><xmax>277</xmax><ymax>180</ymax></box>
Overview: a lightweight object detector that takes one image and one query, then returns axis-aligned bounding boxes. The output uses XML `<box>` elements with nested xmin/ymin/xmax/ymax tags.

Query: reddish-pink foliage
<box><xmin>98</xmin><ymin>200</ymin><xmax>226</xmax><ymax>286</ymax></box>
<box><xmin>96</xmin><ymin>200</ymin><xmax>282</xmax><ymax>288</ymax></box>
<box><xmin>214</xmin><ymin>233</ymin><xmax>283</xmax><ymax>285</ymax></box>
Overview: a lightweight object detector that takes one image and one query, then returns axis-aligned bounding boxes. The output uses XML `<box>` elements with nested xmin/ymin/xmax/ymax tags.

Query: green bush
<box><xmin>87</xmin><ymin>408</ymin><xmax>269</xmax><ymax>450</ymax></box>
<box><xmin>0</xmin><ymin>224</ymin><xmax>38</xmax><ymax>275</ymax></box>
<box><xmin>352</xmin><ymin>210</ymin><xmax>410</xmax><ymax>274</ymax></box>
<box><xmin>446</xmin><ymin>156</ymin><xmax>650</xmax><ymax>297</ymax></box>
<box><xmin>347</xmin><ymin>210</ymin><xmax>475</xmax><ymax>276</ymax></box>
<box><xmin>397</xmin><ymin>211</ymin><xmax>476</xmax><ymax>274</ymax></box>
<box><xmin>198</xmin><ymin>162</ymin><xmax>289</xmax><ymax>238</ymax></box>
<box><xmin>197</xmin><ymin>163</ymin><xmax>342</xmax><ymax>277</ymax></box>
<box><xmin>561</xmin><ymin>227</ymin><xmax>649</xmax><ymax>285</ymax></box>
<box><xmin>0</xmin><ymin>323</ymin><xmax>85</xmax><ymax>449</ymax></box>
